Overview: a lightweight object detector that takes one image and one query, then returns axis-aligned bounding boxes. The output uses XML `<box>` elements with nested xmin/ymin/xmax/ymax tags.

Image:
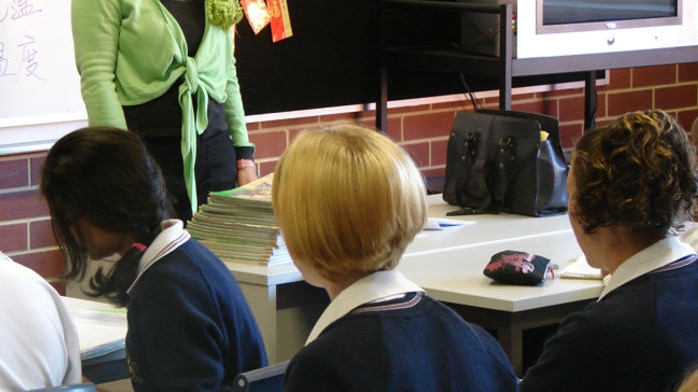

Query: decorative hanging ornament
<box><xmin>206</xmin><ymin>0</ymin><xmax>244</xmax><ymax>29</ymax></box>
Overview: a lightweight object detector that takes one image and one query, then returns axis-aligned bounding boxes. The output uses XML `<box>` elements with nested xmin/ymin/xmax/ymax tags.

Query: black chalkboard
<box><xmin>233</xmin><ymin>0</ymin><xmax>594</xmax><ymax>116</ymax></box>
<box><xmin>234</xmin><ymin>0</ymin><xmax>472</xmax><ymax>115</ymax></box>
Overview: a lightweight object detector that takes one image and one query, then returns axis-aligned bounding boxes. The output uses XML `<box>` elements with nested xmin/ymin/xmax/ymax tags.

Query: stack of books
<box><xmin>187</xmin><ymin>173</ymin><xmax>292</xmax><ymax>266</ymax></box>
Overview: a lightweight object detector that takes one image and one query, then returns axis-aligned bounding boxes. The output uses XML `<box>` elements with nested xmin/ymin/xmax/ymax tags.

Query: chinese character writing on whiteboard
<box><xmin>9</xmin><ymin>0</ymin><xmax>41</xmax><ymax>21</ymax></box>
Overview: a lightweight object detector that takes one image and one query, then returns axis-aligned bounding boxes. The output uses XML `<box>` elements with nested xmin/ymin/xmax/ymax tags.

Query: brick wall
<box><xmin>2</xmin><ymin>62</ymin><xmax>697</xmax><ymax>293</ymax></box>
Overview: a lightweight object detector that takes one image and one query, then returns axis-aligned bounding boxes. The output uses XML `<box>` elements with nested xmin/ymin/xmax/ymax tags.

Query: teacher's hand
<box><xmin>237</xmin><ymin>165</ymin><xmax>259</xmax><ymax>186</ymax></box>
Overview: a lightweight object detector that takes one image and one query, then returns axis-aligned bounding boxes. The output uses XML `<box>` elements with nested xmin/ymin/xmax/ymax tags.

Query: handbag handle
<box><xmin>457</xmin><ymin>132</ymin><xmax>490</xmax><ymax>213</ymax></box>
<box><xmin>448</xmin><ymin>134</ymin><xmax>515</xmax><ymax>216</ymax></box>
<box><xmin>490</xmin><ymin>135</ymin><xmax>516</xmax><ymax>213</ymax></box>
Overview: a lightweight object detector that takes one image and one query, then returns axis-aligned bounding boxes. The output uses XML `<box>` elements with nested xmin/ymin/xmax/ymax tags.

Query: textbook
<box><xmin>188</xmin><ymin>173</ymin><xmax>292</xmax><ymax>266</ymax></box>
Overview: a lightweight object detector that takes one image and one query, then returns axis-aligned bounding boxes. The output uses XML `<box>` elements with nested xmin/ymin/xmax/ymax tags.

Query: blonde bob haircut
<box><xmin>272</xmin><ymin>123</ymin><xmax>428</xmax><ymax>282</ymax></box>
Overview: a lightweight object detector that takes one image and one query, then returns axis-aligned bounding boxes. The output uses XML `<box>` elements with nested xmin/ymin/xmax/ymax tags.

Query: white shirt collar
<box><xmin>126</xmin><ymin>219</ymin><xmax>190</xmax><ymax>294</ymax></box>
<box><xmin>305</xmin><ymin>270</ymin><xmax>424</xmax><ymax>345</ymax></box>
<box><xmin>598</xmin><ymin>236</ymin><xmax>694</xmax><ymax>301</ymax></box>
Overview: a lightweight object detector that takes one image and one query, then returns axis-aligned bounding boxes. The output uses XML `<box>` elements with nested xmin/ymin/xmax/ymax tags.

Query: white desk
<box><xmin>402</xmin><ymin>225</ymin><xmax>603</xmax><ymax>373</ymax></box>
<box><xmin>61</xmin><ymin>296</ymin><xmax>129</xmax><ymax>384</ymax></box>
<box><xmin>224</xmin><ymin>194</ymin><xmax>605</xmax><ymax>373</ymax></box>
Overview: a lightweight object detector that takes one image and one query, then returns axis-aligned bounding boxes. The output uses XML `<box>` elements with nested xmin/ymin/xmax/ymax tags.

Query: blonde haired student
<box><xmin>273</xmin><ymin>123</ymin><xmax>519</xmax><ymax>391</ymax></box>
<box><xmin>678</xmin><ymin>366</ymin><xmax>698</xmax><ymax>392</ymax></box>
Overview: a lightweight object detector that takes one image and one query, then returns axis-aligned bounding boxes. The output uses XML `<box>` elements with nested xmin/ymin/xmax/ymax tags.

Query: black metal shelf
<box><xmin>377</xmin><ymin>0</ymin><xmax>698</xmax><ymax>132</ymax></box>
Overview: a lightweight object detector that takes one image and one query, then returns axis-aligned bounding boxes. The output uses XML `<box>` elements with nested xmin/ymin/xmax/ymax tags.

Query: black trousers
<box><xmin>141</xmin><ymin>129</ymin><xmax>238</xmax><ymax>222</ymax></box>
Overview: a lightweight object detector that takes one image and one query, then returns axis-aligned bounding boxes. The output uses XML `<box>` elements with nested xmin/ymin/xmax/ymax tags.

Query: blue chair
<box><xmin>233</xmin><ymin>361</ymin><xmax>289</xmax><ymax>392</ymax></box>
<box><xmin>25</xmin><ymin>383</ymin><xmax>97</xmax><ymax>392</ymax></box>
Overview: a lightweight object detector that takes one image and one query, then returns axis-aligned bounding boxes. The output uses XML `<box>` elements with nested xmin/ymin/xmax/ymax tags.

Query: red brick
<box><xmin>432</xmin><ymin>100</ymin><xmax>469</xmax><ymax>112</ymax></box>
<box><xmin>605</xmin><ymin>68</ymin><xmax>631</xmax><ymax>90</ymax></box>
<box><xmin>678</xmin><ymin>62</ymin><xmax>698</xmax><ymax>83</ymax></box>
<box><xmin>258</xmin><ymin>116</ymin><xmax>318</xmax><ymax>129</ymax></box>
<box><xmin>30</xmin><ymin>156</ymin><xmax>46</xmax><ymax>186</ymax></box>
<box><xmin>403</xmin><ymin>111</ymin><xmax>455</xmax><ymax>140</ymax></box>
<box><xmin>249</xmin><ymin>130</ymin><xmax>288</xmax><ymax>159</ymax></box>
<box><xmin>357</xmin><ymin>114</ymin><xmax>383</xmax><ymax>131</ymax></box>
<box><xmin>12</xmin><ymin>248</ymin><xmax>66</xmax><ymax>278</ymax></box>
<box><xmin>0</xmin><ymin>223</ymin><xmax>27</xmax><ymax>252</ymax></box>
<box><xmin>287</xmin><ymin>127</ymin><xmax>307</xmax><ymax>143</ymax></box>
<box><xmin>558</xmin><ymin>96</ymin><xmax>585</xmax><ymax>124</ymax></box>
<box><xmin>655</xmin><ymin>84</ymin><xmax>698</xmax><ymax>110</ymax></box>
<box><xmin>245</xmin><ymin>121</ymin><xmax>262</xmax><ymax>131</ymax></box>
<box><xmin>384</xmin><ymin>116</ymin><xmax>403</xmax><ymax>140</ymax></box>
<box><xmin>391</xmin><ymin>105</ymin><xmax>427</xmax><ymax>116</ymax></box>
<box><xmin>431</xmin><ymin>139</ymin><xmax>449</xmax><ymax>166</ymax></box>
<box><xmin>539</xmin><ymin>88</ymin><xmax>583</xmax><ymax>99</ymax></box>
<box><xmin>607</xmin><ymin>90</ymin><xmax>653</xmax><ymax>116</ymax></box>
<box><xmin>595</xmin><ymin>93</ymin><xmax>608</xmax><ymax>119</ymax></box>
<box><xmin>402</xmin><ymin>141</ymin><xmax>430</xmax><ymax>168</ymax></box>
<box><xmin>257</xmin><ymin>162</ymin><xmax>277</xmax><ymax>177</ymax></box>
<box><xmin>0</xmin><ymin>158</ymin><xmax>29</xmax><ymax>189</ymax></box>
<box><xmin>12</xmin><ymin>249</ymin><xmax>67</xmax><ymax>294</ymax></box>
<box><xmin>422</xmin><ymin>167</ymin><xmax>446</xmax><ymax>180</ymax></box>
<box><xmin>559</xmin><ymin>123</ymin><xmax>585</xmax><ymax>149</ymax></box>
<box><xmin>52</xmin><ymin>282</ymin><xmax>67</xmax><ymax>295</ymax></box>
<box><xmin>319</xmin><ymin>112</ymin><xmax>361</xmax><ymax>124</ymax></box>
<box><xmin>632</xmin><ymin>64</ymin><xmax>676</xmax><ymax>88</ymax></box>
<box><xmin>512</xmin><ymin>92</ymin><xmax>538</xmax><ymax>102</ymax></box>
<box><xmin>0</xmin><ymin>189</ymin><xmax>50</xmax><ymax>221</ymax></box>
<box><xmin>30</xmin><ymin>219</ymin><xmax>57</xmax><ymax>249</ymax></box>
<box><xmin>512</xmin><ymin>100</ymin><xmax>549</xmax><ymax>116</ymax></box>
<box><xmin>677</xmin><ymin>109</ymin><xmax>698</xmax><ymax>131</ymax></box>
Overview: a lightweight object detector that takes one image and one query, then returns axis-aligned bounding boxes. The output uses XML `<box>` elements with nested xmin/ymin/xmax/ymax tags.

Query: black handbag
<box><xmin>443</xmin><ymin>110</ymin><xmax>569</xmax><ymax>217</ymax></box>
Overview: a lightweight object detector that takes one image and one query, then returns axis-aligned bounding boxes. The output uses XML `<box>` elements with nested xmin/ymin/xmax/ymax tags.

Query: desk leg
<box><xmin>494</xmin><ymin>323</ymin><xmax>524</xmax><ymax>376</ymax></box>
<box><xmin>238</xmin><ymin>283</ymin><xmax>278</xmax><ymax>363</ymax></box>
<box><xmin>238</xmin><ymin>281</ymin><xmax>328</xmax><ymax>364</ymax></box>
<box><xmin>446</xmin><ymin>300</ymin><xmax>593</xmax><ymax>377</ymax></box>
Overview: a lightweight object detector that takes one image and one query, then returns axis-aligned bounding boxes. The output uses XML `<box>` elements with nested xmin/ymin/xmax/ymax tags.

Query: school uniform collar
<box><xmin>598</xmin><ymin>236</ymin><xmax>695</xmax><ymax>301</ymax></box>
<box><xmin>305</xmin><ymin>269</ymin><xmax>424</xmax><ymax>345</ymax></box>
<box><xmin>126</xmin><ymin>219</ymin><xmax>190</xmax><ymax>294</ymax></box>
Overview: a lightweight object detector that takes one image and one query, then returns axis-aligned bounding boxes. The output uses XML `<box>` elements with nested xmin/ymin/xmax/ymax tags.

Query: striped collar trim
<box><xmin>305</xmin><ymin>270</ymin><xmax>424</xmax><ymax>345</ymax></box>
<box><xmin>652</xmin><ymin>254</ymin><xmax>698</xmax><ymax>273</ymax></box>
<box><xmin>127</xmin><ymin>219</ymin><xmax>191</xmax><ymax>294</ymax></box>
<box><xmin>598</xmin><ymin>236</ymin><xmax>694</xmax><ymax>301</ymax></box>
<box><xmin>351</xmin><ymin>292</ymin><xmax>424</xmax><ymax>315</ymax></box>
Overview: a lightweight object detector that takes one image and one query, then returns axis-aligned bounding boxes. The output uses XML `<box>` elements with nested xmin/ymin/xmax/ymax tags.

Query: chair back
<box><xmin>233</xmin><ymin>361</ymin><xmax>289</xmax><ymax>392</ymax></box>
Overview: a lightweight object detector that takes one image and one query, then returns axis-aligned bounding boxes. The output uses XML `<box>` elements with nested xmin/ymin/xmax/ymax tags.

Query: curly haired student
<box><xmin>520</xmin><ymin>110</ymin><xmax>698</xmax><ymax>392</ymax></box>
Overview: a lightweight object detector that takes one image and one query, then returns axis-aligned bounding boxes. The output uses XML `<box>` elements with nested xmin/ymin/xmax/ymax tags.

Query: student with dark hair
<box><xmin>41</xmin><ymin>126</ymin><xmax>267</xmax><ymax>391</ymax></box>
<box><xmin>520</xmin><ymin>110</ymin><xmax>698</xmax><ymax>392</ymax></box>
<box><xmin>273</xmin><ymin>123</ymin><xmax>519</xmax><ymax>392</ymax></box>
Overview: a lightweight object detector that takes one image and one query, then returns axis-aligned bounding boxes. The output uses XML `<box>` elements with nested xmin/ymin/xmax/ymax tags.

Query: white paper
<box><xmin>560</xmin><ymin>255</ymin><xmax>603</xmax><ymax>280</ymax></box>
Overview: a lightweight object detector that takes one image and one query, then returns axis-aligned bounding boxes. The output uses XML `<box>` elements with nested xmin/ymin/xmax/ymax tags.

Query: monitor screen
<box><xmin>542</xmin><ymin>0</ymin><xmax>678</xmax><ymax>26</ymax></box>
<box><xmin>514</xmin><ymin>0</ymin><xmax>697</xmax><ymax>58</ymax></box>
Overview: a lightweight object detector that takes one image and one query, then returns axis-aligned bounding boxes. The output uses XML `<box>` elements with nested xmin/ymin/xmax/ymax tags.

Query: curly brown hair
<box><xmin>571</xmin><ymin>110</ymin><xmax>698</xmax><ymax>237</ymax></box>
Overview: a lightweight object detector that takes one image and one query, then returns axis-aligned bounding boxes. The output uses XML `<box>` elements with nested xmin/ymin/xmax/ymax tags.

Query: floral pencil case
<box><xmin>483</xmin><ymin>250</ymin><xmax>553</xmax><ymax>286</ymax></box>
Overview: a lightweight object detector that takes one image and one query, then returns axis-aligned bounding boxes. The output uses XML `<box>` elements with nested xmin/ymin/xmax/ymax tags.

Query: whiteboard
<box><xmin>0</xmin><ymin>0</ymin><xmax>86</xmax><ymax>133</ymax></box>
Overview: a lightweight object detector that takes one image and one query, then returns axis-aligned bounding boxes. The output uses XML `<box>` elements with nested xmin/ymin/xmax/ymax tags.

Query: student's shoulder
<box><xmin>287</xmin><ymin>322</ymin><xmax>383</xmax><ymax>390</ymax></box>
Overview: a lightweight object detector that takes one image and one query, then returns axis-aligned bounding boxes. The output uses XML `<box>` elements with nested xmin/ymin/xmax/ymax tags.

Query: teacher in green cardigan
<box><xmin>71</xmin><ymin>0</ymin><xmax>258</xmax><ymax>221</ymax></box>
